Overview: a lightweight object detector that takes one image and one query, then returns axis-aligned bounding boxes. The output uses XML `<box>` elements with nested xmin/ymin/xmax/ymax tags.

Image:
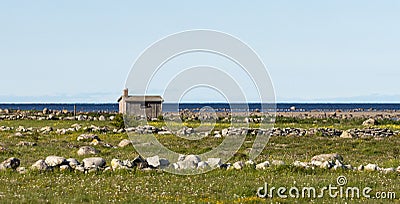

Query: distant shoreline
<box><xmin>1</xmin><ymin>103</ymin><xmax>400</xmax><ymax>113</ymax></box>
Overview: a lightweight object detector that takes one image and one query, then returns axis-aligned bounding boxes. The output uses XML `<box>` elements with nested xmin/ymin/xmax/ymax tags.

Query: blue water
<box><xmin>1</xmin><ymin>103</ymin><xmax>400</xmax><ymax>112</ymax></box>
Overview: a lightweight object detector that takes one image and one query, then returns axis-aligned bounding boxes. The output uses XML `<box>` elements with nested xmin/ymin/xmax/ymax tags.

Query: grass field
<box><xmin>1</xmin><ymin>118</ymin><xmax>400</xmax><ymax>203</ymax></box>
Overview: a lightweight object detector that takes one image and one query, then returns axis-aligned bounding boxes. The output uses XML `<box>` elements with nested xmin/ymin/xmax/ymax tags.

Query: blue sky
<box><xmin>0</xmin><ymin>1</ymin><xmax>399</xmax><ymax>103</ymax></box>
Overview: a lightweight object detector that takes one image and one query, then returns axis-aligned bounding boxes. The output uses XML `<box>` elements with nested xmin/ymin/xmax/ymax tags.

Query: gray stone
<box><xmin>214</xmin><ymin>134</ymin><xmax>222</xmax><ymax>138</ymax></box>
<box><xmin>40</xmin><ymin>126</ymin><xmax>53</xmax><ymax>133</ymax></box>
<box><xmin>31</xmin><ymin>160</ymin><xmax>49</xmax><ymax>171</ymax></box>
<box><xmin>381</xmin><ymin>167</ymin><xmax>395</xmax><ymax>174</ymax></box>
<box><xmin>176</xmin><ymin>160</ymin><xmax>197</xmax><ymax>169</ymax></box>
<box><xmin>77</xmin><ymin>146</ymin><xmax>100</xmax><ymax>156</ymax></box>
<box><xmin>293</xmin><ymin>161</ymin><xmax>310</xmax><ymax>168</ymax></box>
<box><xmin>362</xmin><ymin>118</ymin><xmax>376</xmax><ymax>126</ymax></box>
<box><xmin>206</xmin><ymin>158</ymin><xmax>222</xmax><ymax>168</ymax></box>
<box><xmin>60</xmin><ymin>165</ymin><xmax>71</xmax><ymax>172</ymax></box>
<box><xmin>184</xmin><ymin>155</ymin><xmax>201</xmax><ymax>164</ymax></box>
<box><xmin>74</xmin><ymin>166</ymin><xmax>85</xmax><ymax>172</ymax></box>
<box><xmin>320</xmin><ymin>161</ymin><xmax>333</xmax><ymax>169</ymax></box>
<box><xmin>66</xmin><ymin>158</ymin><xmax>80</xmax><ymax>169</ymax></box>
<box><xmin>77</xmin><ymin>115</ymin><xmax>85</xmax><ymax>121</ymax></box>
<box><xmin>157</xmin><ymin>131</ymin><xmax>172</xmax><ymax>135</ymax></box>
<box><xmin>118</xmin><ymin>139</ymin><xmax>132</xmax><ymax>148</ymax></box>
<box><xmin>245</xmin><ymin>160</ymin><xmax>256</xmax><ymax>168</ymax></box>
<box><xmin>146</xmin><ymin>155</ymin><xmax>160</xmax><ymax>168</ymax></box>
<box><xmin>82</xmin><ymin>157</ymin><xmax>106</xmax><ymax>169</ymax></box>
<box><xmin>14</xmin><ymin>132</ymin><xmax>24</xmax><ymax>137</ymax></box>
<box><xmin>159</xmin><ymin>158</ymin><xmax>170</xmax><ymax>168</ymax></box>
<box><xmin>103</xmin><ymin>167</ymin><xmax>112</xmax><ymax>172</ymax></box>
<box><xmin>221</xmin><ymin>129</ymin><xmax>229</xmax><ymax>136</ymax></box>
<box><xmin>16</xmin><ymin>167</ymin><xmax>27</xmax><ymax>174</ymax></box>
<box><xmin>121</xmin><ymin>160</ymin><xmax>133</xmax><ymax>168</ymax></box>
<box><xmin>340</xmin><ymin>131</ymin><xmax>354</xmax><ymax>138</ymax></box>
<box><xmin>45</xmin><ymin>156</ymin><xmax>67</xmax><ymax>167</ymax></box>
<box><xmin>197</xmin><ymin>161</ymin><xmax>209</xmax><ymax>169</ymax></box>
<box><xmin>0</xmin><ymin>157</ymin><xmax>20</xmax><ymax>170</ymax></box>
<box><xmin>364</xmin><ymin>163</ymin><xmax>379</xmax><ymax>171</ymax></box>
<box><xmin>99</xmin><ymin>115</ymin><xmax>106</xmax><ymax>121</ymax></box>
<box><xmin>178</xmin><ymin>154</ymin><xmax>186</xmax><ymax>162</ymax></box>
<box><xmin>77</xmin><ymin>134</ymin><xmax>100</xmax><ymax>142</ymax></box>
<box><xmin>256</xmin><ymin>161</ymin><xmax>270</xmax><ymax>170</ymax></box>
<box><xmin>48</xmin><ymin>114</ymin><xmax>55</xmax><ymax>120</ymax></box>
<box><xmin>89</xmin><ymin>139</ymin><xmax>100</xmax><ymax>146</ymax></box>
<box><xmin>111</xmin><ymin>159</ymin><xmax>124</xmax><ymax>170</ymax></box>
<box><xmin>172</xmin><ymin>163</ymin><xmax>180</xmax><ymax>169</ymax></box>
<box><xmin>233</xmin><ymin>161</ymin><xmax>244</xmax><ymax>170</ymax></box>
<box><xmin>357</xmin><ymin>165</ymin><xmax>364</xmax><ymax>171</ymax></box>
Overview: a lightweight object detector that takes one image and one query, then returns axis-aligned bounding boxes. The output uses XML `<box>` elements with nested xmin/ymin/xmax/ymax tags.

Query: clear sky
<box><xmin>0</xmin><ymin>1</ymin><xmax>399</xmax><ymax>103</ymax></box>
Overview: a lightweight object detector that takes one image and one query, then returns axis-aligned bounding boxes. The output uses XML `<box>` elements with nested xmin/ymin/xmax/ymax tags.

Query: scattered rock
<box><xmin>77</xmin><ymin>134</ymin><xmax>100</xmax><ymax>142</ymax></box>
<box><xmin>184</xmin><ymin>155</ymin><xmax>201</xmax><ymax>164</ymax></box>
<box><xmin>256</xmin><ymin>161</ymin><xmax>270</xmax><ymax>170</ymax></box>
<box><xmin>206</xmin><ymin>158</ymin><xmax>222</xmax><ymax>168</ymax></box>
<box><xmin>311</xmin><ymin>153</ymin><xmax>343</xmax><ymax>167</ymax></box>
<box><xmin>60</xmin><ymin>165</ymin><xmax>71</xmax><ymax>172</ymax></box>
<box><xmin>118</xmin><ymin>139</ymin><xmax>132</xmax><ymax>148</ymax></box>
<box><xmin>89</xmin><ymin>139</ymin><xmax>100</xmax><ymax>146</ymax></box>
<box><xmin>75</xmin><ymin>166</ymin><xmax>85</xmax><ymax>173</ymax></box>
<box><xmin>77</xmin><ymin>146</ymin><xmax>100</xmax><ymax>156</ymax></box>
<box><xmin>146</xmin><ymin>156</ymin><xmax>161</xmax><ymax>168</ymax></box>
<box><xmin>197</xmin><ymin>161</ymin><xmax>209</xmax><ymax>169</ymax></box>
<box><xmin>82</xmin><ymin>157</ymin><xmax>106</xmax><ymax>169</ymax></box>
<box><xmin>111</xmin><ymin>159</ymin><xmax>124</xmax><ymax>170</ymax></box>
<box><xmin>233</xmin><ymin>161</ymin><xmax>244</xmax><ymax>170</ymax></box>
<box><xmin>14</xmin><ymin>132</ymin><xmax>24</xmax><ymax>137</ymax></box>
<box><xmin>381</xmin><ymin>167</ymin><xmax>395</xmax><ymax>174</ymax></box>
<box><xmin>362</xmin><ymin>118</ymin><xmax>376</xmax><ymax>126</ymax></box>
<box><xmin>340</xmin><ymin>131</ymin><xmax>354</xmax><ymax>138</ymax></box>
<box><xmin>31</xmin><ymin>160</ymin><xmax>49</xmax><ymax>171</ymax></box>
<box><xmin>45</xmin><ymin>156</ymin><xmax>67</xmax><ymax>167</ymax></box>
<box><xmin>66</xmin><ymin>158</ymin><xmax>80</xmax><ymax>169</ymax></box>
<box><xmin>245</xmin><ymin>160</ymin><xmax>256</xmax><ymax>168</ymax></box>
<box><xmin>132</xmin><ymin>155</ymin><xmax>146</xmax><ymax>164</ymax></box>
<box><xmin>40</xmin><ymin>126</ymin><xmax>53</xmax><ymax>133</ymax></box>
<box><xmin>364</xmin><ymin>163</ymin><xmax>379</xmax><ymax>171</ymax></box>
<box><xmin>16</xmin><ymin>167</ymin><xmax>27</xmax><ymax>174</ymax></box>
<box><xmin>43</xmin><ymin>108</ymin><xmax>49</xmax><ymax>115</ymax></box>
<box><xmin>0</xmin><ymin>157</ymin><xmax>20</xmax><ymax>170</ymax></box>
<box><xmin>159</xmin><ymin>158</ymin><xmax>170</xmax><ymax>168</ymax></box>
<box><xmin>357</xmin><ymin>165</ymin><xmax>364</xmax><ymax>171</ymax></box>
<box><xmin>293</xmin><ymin>161</ymin><xmax>310</xmax><ymax>168</ymax></box>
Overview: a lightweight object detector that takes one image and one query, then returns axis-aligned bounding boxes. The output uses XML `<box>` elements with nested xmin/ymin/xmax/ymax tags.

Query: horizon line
<box><xmin>1</xmin><ymin>101</ymin><xmax>400</xmax><ymax>104</ymax></box>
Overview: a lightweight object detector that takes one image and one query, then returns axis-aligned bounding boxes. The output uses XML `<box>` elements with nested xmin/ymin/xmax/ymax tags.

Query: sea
<box><xmin>0</xmin><ymin>103</ymin><xmax>400</xmax><ymax>113</ymax></box>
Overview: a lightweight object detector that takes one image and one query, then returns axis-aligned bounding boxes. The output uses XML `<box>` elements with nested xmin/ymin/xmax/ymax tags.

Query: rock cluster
<box><xmin>2</xmin><ymin>152</ymin><xmax>400</xmax><ymax>174</ymax></box>
<box><xmin>291</xmin><ymin>153</ymin><xmax>400</xmax><ymax>173</ymax></box>
<box><xmin>340</xmin><ymin>128</ymin><xmax>395</xmax><ymax>138</ymax></box>
<box><xmin>1</xmin><ymin>122</ymin><xmax>399</xmax><ymax>139</ymax></box>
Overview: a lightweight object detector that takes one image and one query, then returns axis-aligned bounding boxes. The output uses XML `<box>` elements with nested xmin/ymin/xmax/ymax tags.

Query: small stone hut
<box><xmin>117</xmin><ymin>89</ymin><xmax>163</xmax><ymax>119</ymax></box>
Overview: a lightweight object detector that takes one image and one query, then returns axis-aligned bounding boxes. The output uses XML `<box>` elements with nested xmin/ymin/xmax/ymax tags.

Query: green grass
<box><xmin>0</xmin><ymin>119</ymin><xmax>400</xmax><ymax>203</ymax></box>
